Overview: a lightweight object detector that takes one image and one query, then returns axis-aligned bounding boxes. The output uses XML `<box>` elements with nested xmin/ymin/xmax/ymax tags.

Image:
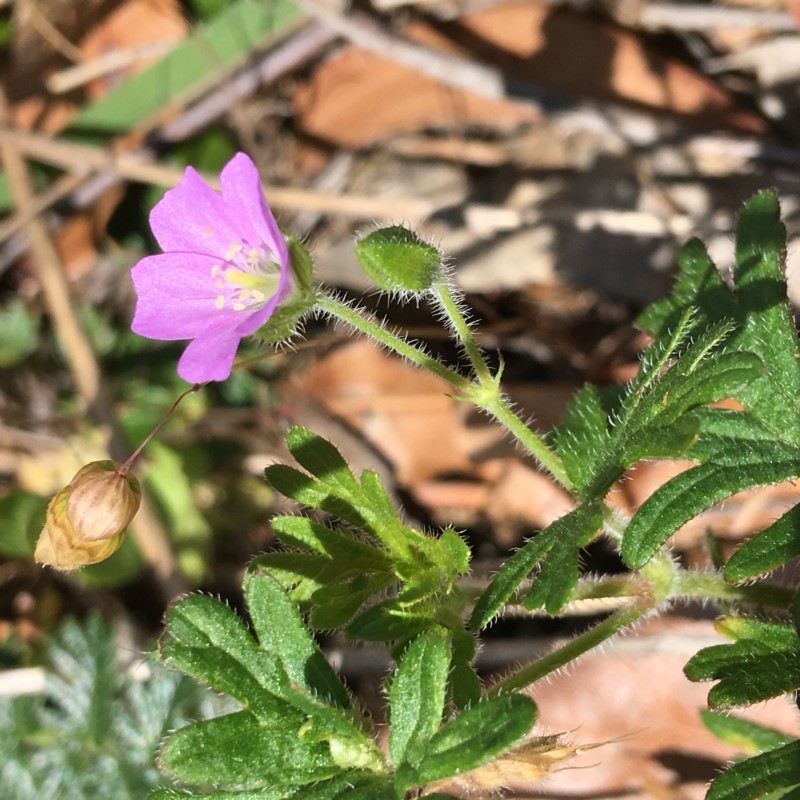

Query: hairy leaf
<box><xmin>684</xmin><ymin>618</ymin><xmax>800</xmax><ymax>709</ymax></box>
<box><xmin>706</xmin><ymin>741</ymin><xmax>800</xmax><ymax>800</ymax></box>
<box><xmin>158</xmin><ymin>711</ymin><xmax>339</xmax><ymax>787</ymax></box>
<box><xmin>701</xmin><ymin>711</ymin><xmax>794</xmax><ymax>754</ymax></box>
<box><xmin>416</xmin><ymin>694</ymin><xmax>537</xmax><ymax>784</ymax></box>
<box><xmin>244</xmin><ymin>570</ymin><xmax>351</xmax><ymax>708</ymax></box>
<box><xmin>622</xmin><ymin>454</ymin><xmax>800</xmax><ymax>568</ymax></box>
<box><xmin>724</xmin><ymin>504</ymin><xmax>800</xmax><ymax>582</ymax></box>
<box><xmin>389</xmin><ymin>633</ymin><xmax>450</xmax><ymax>772</ymax></box>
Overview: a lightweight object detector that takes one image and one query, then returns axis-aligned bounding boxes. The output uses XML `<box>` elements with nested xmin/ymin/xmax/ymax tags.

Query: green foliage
<box><xmin>705</xmin><ymin>741</ymin><xmax>800</xmax><ymax>800</ymax></box>
<box><xmin>388</xmin><ymin>633</ymin><xmax>449</xmax><ymax>774</ymax></box>
<box><xmin>466</xmin><ymin>190</ymin><xmax>800</xmax><ymax>797</ymax></box>
<box><xmin>13</xmin><ymin>176</ymin><xmax>800</xmax><ymax>800</ymax></box>
<box><xmin>700</xmin><ymin>711</ymin><xmax>794</xmax><ymax>754</ymax></box>
<box><xmin>260</xmin><ymin>427</ymin><xmax>471</xmax><ymax>645</ymax></box>
<box><xmin>67</xmin><ymin>0</ymin><xmax>302</xmax><ymax>135</ymax></box>
<box><xmin>0</xmin><ymin>298</ymin><xmax>40</xmax><ymax>367</ymax></box>
<box><xmin>627</xmin><ymin>190</ymin><xmax>800</xmax><ymax>568</ymax></box>
<box><xmin>472</xmin><ymin>304</ymin><xmax>766</xmax><ymax>623</ymax></box>
<box><xmin>154</xmin><ymin>566</ymin><xmax>537</xmax><ymax>798</ymax></box>
<box><xmin>684</xmin><ymin>617</ymin><xmax>800</xmax><ymax>709</ymax></box>
<box><xmin>0</xmin><ymin>614</ymin><xmax>227</xmax><ymax>800</ymax></box>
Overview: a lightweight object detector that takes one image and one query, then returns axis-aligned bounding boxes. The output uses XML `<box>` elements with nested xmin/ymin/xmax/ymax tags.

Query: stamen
<box><xmin>225</xmin><ymin>244</ymin><xmax>243</xmax><ymax>261</ymax></box>
<box><xmin>215</xmin><ymin>296</ymin><xmax>225</xmax><ymax>309</ymax></box>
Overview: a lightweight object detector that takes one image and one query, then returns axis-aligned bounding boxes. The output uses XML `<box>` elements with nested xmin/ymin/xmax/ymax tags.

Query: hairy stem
<box><xmin>487</xmin><ymin>598</ymin><xmax>656</xmax><ymax>697</ymax></box>
<box><xmin>316</xmin><ymin>291</ymin><xmax>471</xmax><ymax>392</ymax></box>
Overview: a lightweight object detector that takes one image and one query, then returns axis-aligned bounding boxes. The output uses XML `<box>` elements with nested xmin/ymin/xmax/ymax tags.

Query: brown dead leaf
<box><xmin>295</xmin><ymin>4</ymin><xmax>764</xmax><ymax>150</ymax></box>
<box><xmin>517</xmin><ymin>616</ymin><xmax>799</xmax><ymax>798</ymax></box>
<box><xmin>293</xmin><ymin>22</ymin><xmax>539</xmax><ymax>150</ymax></box>
<box><xmin>452</xmin><ymin>4</ymin><xmax>766</xmax><ymax>133</ymax></box>
<box><xmin>787</xmin><ymin>0</ymin><xmax>800</xmax><ymax>29</ymax></box>
<box><xmin>289</xmin><ymin>339</ymin><xmax>504</xmax><ymax>485</ymax></box>
<box><xmin>77</xmin><ymin>0</ymin><xmax>186</xmax><ymax>99</ymax></box>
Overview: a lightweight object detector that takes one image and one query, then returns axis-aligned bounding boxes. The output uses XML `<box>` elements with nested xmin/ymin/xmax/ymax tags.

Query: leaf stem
<box><xmin>487</xmin><ymin>598</ymin><xmax>656</xmax><ymax>697</ymax></box>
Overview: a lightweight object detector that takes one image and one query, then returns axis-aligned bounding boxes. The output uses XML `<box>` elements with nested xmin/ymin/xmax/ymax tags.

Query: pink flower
<box><xmin>131</xmin><ymin>153</ymin><xmax>292</xmax><ymax>383</ymax></box>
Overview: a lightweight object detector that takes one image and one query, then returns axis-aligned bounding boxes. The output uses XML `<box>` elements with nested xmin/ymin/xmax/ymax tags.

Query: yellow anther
<box><xmin>211</xmin><ymin>264</ymin><xmax>222</xmax><ymax>278</ymax></box>
<box><xmin>232</xmin><ymin>302</ymin><xmax>246</xmax><ymax>311</ymax></box>
<box><xmin>225</xmin><ymin>243</ymin><xmax>243</xmax><ymax>261</ymax></box>
<box><xmin>215</xmin><ymin>295</ymin><xmax>225</xmax><ymax>310</ymax></box>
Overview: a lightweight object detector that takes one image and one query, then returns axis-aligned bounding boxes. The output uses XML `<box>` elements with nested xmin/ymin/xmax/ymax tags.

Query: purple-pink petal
<box><xmin>130</xmin><ymin>152</ymin><xmax>297</xmax><ymax>383</ymax></box>
<box><xmin>131</xmin><ymin>253</ymin><xmax>230</xmax><ymax>339</ymax></box>
<box><xmin>177</xmin><ymin>323</ymin><xmax>243</xmax><ymax>383</ymax></box>
<box><xmin>149</xmin><ymin>168</ymin><xmax>245</xmax><ymax>258</ymax></box>
<box><xmin>220</xmin><ymin>153</ymin><xmax>287</xmax><ymax>261</ymax></box>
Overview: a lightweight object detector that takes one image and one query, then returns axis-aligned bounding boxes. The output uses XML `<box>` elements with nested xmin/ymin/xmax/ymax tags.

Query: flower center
<box><xmin>211</xmin><ymin>244</ymin><xmax>281</xmax><ymax>312</ymax></box>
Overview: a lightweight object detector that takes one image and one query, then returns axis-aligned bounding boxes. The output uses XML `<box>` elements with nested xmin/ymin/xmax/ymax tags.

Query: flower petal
<box><xmin>131</xmin><ymin>253</ymin><xmax>234</xmax><ymax>339</ymax></box>
<box><xmin>177</xmin><ymin>323</ymin><xmax>242</xmax><ymax>383</ymax></box>
<box><xmin>149</xmin><ymin>167</ymin><xmax>243</xmax><ymax>257</ymax></box>
<box><xmin>220</xmin><ymin>153</ymin><xmax>288</xmax><ymax>262</ymax></box>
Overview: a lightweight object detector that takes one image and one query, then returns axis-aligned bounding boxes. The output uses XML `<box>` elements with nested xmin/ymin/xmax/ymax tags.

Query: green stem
<box><xmin>670</xmin><ymin>569</ymin><xmax>795</xmax><ymax>609</ymax></box>
<box><xmin>487</xmin><ymin>598</ymin><xmax>655</xmax><ymax>697</ymax></box>
<box><xmin>432</xmin><ymin>279</ymin><xmax>493</xmax><ymax>385</ymax></box>
<box><xmin>316</xmin><ymin>291</ymin><xmax>471</xmax><ymax>392</ymax></box>
<box><xmin>318</xmin><ymin>289</ymin><xmax>571</xmax><ymax>486</ymax></box>
<box><xmin>481</xmin><ymin>395</ymin><xmax>572</xmax><ymax>489</ymax></box>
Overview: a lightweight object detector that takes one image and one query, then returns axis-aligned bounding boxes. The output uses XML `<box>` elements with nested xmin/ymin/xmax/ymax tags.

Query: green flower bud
<box><xmin>34</xmin><ymin>460</ymin><xmax>141</xmax><ymax>570</ymax></box>
<box><xmin>355</xmin><ymin>226</ymin><xmax>442</xmax><ymax>293</ymax></box>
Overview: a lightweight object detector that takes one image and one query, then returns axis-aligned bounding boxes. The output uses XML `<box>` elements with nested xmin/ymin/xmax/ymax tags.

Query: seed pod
<box><xmin>34</xmin><ymin>460</ymin><xmax>141</xmax><ymax>570</ymax></box>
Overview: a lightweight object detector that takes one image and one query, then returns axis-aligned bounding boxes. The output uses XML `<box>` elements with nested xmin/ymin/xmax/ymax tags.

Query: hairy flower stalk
<box><xmin>131</xmin><ymin>152</ymin><xmax>293</xmax><ymax>383</ymax></box>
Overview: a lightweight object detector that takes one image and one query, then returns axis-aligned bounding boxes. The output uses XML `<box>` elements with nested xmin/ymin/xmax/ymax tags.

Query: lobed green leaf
<box><xmin>468</xmin><ymin>528</ymin><xmax>557</xmax><ymax>631</ymax></box>
<box><xmin>269</xmin><ymin>516</ymin><xmax>390</xmax><ymax>564</ymax></box>
<box><xmin>244</xmin><ymin>570</ymin><xmax>351</xmax><ymax>708</ymax></box>
<box><xmin>286</xmin><ymin>427</ymin><xmax>361</xmax><ymax>495</ymax></box>
<box><xmin>158</xmin><ymin>711</ymin><xmax>340</xmax><ymax>788</ymax></box>
<box><xmin>684</xmin><ymin>623</ymin><xmax>800</xmax><ymax>709</ymax></box>
<box><xmin>416</xmin><ymin>694</ymin><xmax>537</xmax><ymax>784</ymax></box>
<box><xmin>640</xmin><ymin>191</ymin><xmax>800</xmax><ymax>443</ymax></box>
<box><xmin>552</xmin><ymin>385</ymin><xmax>608</xmax><ymax>494</ymax></box>
<box><xmin>700</xmin><ymin>710</ymin><xmax>794</xmax><ymax>754</ymax></box>
<box><xmin>622</xmin><ymin>456</ymin><xmax>800</xmax><ymax>568</ymax></box>
<box><xmin>160</xmin><ymin>595</ymin><xmax>289</xmax><ymax>715</ymax></box>
<box><xmin>724</xmin><ymin>504</ymin><xmax>800</xmax><ymax>582</ymax></box>
<box><xmin>264</xmin><ymin>465</ymin><xmax>369</xmax><ymax>530</ymax></box>
<box><xmin>522</xmin><ymin>503</ymin><xmax>603</xmax><ymax>614</ymax></box>
<box><xmin>389</xmin><ymin>633</ymin><xmax>450</xmax><ymax>771</ymax></box>
<box><xmin>706</xmin><ymin>741</ymin><xmax>800</xmax><ymax>800</ymax></box>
